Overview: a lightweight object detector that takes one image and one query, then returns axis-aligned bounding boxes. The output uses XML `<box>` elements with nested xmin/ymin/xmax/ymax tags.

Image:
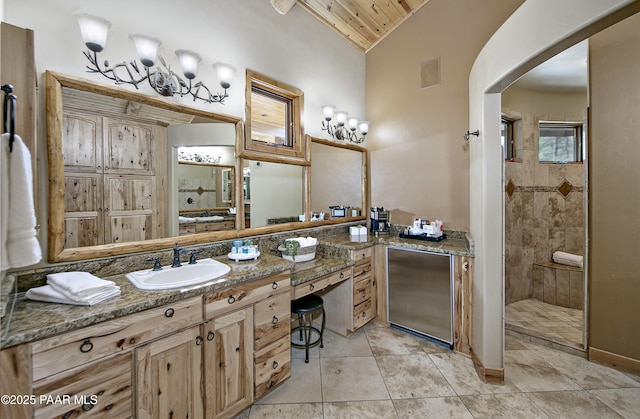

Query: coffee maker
<box><xmin>370</xmin><ymin>207</ymin><xmax>390</xmax><ymax>235</ymax></box>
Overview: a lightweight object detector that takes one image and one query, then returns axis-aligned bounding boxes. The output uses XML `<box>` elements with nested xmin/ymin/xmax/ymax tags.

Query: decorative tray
<box><xmin>399</xmin><ymin>233</ymin><xmax>447</xmax><ymax>242</ymax></box>
<box><xmin>227</xmin><ymin>252</ymin><xmax>260</xmax><ymax>261</ymax></box>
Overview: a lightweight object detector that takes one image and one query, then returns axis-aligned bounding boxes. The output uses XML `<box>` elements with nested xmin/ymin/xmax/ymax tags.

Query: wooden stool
<box><xmin>290</xmin><ymin>294</ymin><xmax>325</xmax><ymax>363</ymax></box>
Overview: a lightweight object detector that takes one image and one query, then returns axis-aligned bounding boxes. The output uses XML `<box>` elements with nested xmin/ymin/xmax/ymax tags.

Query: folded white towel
<box><xmin>1</xmin><ymin>133</ymin><xmax>42</xmax><ymax>270</ymax></box>
<box><xmin>26</xmin><ymin>284</ymin><xmax>121</xmax><ymax>306</ymax></box>
<box><xmin>47</xmin><ymin>272</ymin><xmax>117</xmax><ymax>301</ymax></box>
<box><xmin>553</xmin><ymin>251</ymin><xmax>583</xmax><ymax>268</ymax></box>
<box><xmin>178</xmin><ymin>216</ymin><xmax>196</xmax><ymax>223</ymax></box>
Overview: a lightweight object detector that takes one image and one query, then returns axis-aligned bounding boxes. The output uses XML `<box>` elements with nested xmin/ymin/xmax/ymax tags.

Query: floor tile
<box><xmin>256</xmin><ymin>358</ymin><xmax>322</xmax><ymax>404</ymax></box>
<box><xmin>460</xmin><ymin>393</ymin><xmax>550</xmax><ymax>418</ymax></box>
<box><xmin>393</xmin><ymin>397</ymin><xmax>474</xmax><ymax>419</ymax></box>
<box><xmin>376</xmin><ymin>354</ymin><xmax>456</xmax><ymax>399</ymax></box>
<box><xmin>504</xmin><ymin>349</ymin><xmax>582</xmax><ymax>392</ymax></box>
<box><xmin>527</xmin><ymin>390</ymin><xmax>623</xmax><ymax>418</ymax></box>
<box><xmin>365</xmin><ymin>325</ymin><xmax>448</xmax><ymax>356</ymax></box>
<box><xmin>323</xmin><ymin>400</ymin><xmax>398</xmax><ymax>418</ymax></box>
<box><xmin>319</xmin><ymin>329</ymin><xmax>373</xmax><ymax>358</ymax></box>
<box><xmin>249</xmin><ymin>402</ymin><xmax>323</xmax><ymax>419</ymax></box>
<box><xmin>321</xmin><ymin>357</ymin><xmax>389</xmax><ymax>402</ymax></box>
<box><xmin>590</xmin><ymin>388</ymin><xmax>640</xmax><ymax>418</ymax></box>
<box><xmin>539</xmin><ymin>348</ymin><xmax>640</xmax><ymax>390</ymax></box>
<box><xmin>430</xmin><ymin>352</ymin><xmax>520</xmax><ymax>396</ymax></box>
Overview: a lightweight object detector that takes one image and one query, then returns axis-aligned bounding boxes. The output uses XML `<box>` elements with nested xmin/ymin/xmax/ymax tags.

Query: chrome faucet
<box><xmin>172</xmin><ymin>243</ymin><xmax>186</xmax><ymax>268</ymax></box>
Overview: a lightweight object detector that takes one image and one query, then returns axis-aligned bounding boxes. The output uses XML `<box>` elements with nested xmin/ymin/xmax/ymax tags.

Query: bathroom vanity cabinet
<box><xmin>0</xmin><ymin>272</ymin><xmax>291</xmax><ymax>419</ymax></box>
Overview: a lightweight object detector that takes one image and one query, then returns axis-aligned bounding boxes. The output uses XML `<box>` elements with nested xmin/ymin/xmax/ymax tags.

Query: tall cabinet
<box><xmin>62</xmin><ymin>111</ymin><xmax>167</xmax><ymax>247</ymax></box>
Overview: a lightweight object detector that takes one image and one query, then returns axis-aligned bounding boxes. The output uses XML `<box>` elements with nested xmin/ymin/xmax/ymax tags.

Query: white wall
<box><xmin>469</xmin><ymin>0</ymin><xmax>638</xmax><ymax>369</ymax></box>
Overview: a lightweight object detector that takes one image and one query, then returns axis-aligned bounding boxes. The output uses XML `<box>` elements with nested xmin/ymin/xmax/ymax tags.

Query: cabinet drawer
<box><xmin>293</xmin><ymin>268</ymin><xmax>351</xmax><ymax>300</ymax></box>
<box><xmin>353</xmin><ymin>277</ymin><xmax>372</xmax><ymax>306</ymax></box>
<box><xmin>32</xmin><ymin>352</ymin><xmax>132</xmax><ymax>419</ymax></box>
<box><xmin>254</xmin><ymin>336</ymin><xmax>291</xmax><ymax>399</ymax></box>
<box><xmin>254</xmin><ymin>292</ymin><xmax>291</xmax><ymax>351</ymax></box>
<box><xmin>353</xmin><ymin>261</ymin><xmax>372</xmax><ymax>282</ymax></box>
<box><xmin>351</xmin><ymin>247</ymin><xmax>372</xmax><ymax>264</ymax></box>
<box><xmin>204</xmin><ymin>272</ymin><xmax>290</xmax><ymax>320</ymax></box>
<box><xmin>353</xmin><ymin>300</ymin><xmax>373</xmax><ymax>330</ymax></box>
<box><xmin>195</xmin><ymin>221</ymin><xmax>234</xmax><ymax>232</ymax></box>
<box><xmin>31</xmin><ymin>297</ymin><xmax>203</xmax><ymax>381</ymax></box>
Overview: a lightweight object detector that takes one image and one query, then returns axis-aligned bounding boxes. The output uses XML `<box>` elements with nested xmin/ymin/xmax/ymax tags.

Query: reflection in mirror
<box><xmin>245</xmin><ymin>160</ymin><xmax>304</xmax><ymax>228</ymax></box>
<box><xmin>47</xmin><ymin>71</ymin><xmax>242</xmax><ymax>262</ymax></box>
<box><xmin>310</xmin><ymin>136</ymin><xmax>366</xmax><ymax>220</ymax></box>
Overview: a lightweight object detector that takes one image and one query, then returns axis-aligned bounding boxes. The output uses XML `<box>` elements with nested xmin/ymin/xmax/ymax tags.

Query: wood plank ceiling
<box><xmin>296</xmin><ymin>0</ymin><xmax>430</xmax><ymax>52</ymax></box>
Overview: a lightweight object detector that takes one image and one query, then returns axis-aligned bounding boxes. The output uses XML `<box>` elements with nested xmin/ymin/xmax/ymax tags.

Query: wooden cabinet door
<box><xmin>135</xmin><ymin>326</ymin><xmax>204</xmax><ymax>419</ymax></box>
<box><xmin>103</xmin><ymin>174</ymin><xmax>156</xmax><ymax>243</ymax></box>
<box><xmin>204</xmin><ymin>307</ymin><xmax>254</xmax><ymax>419</ymax></box>
<box><xmin>64</xmin><ymin>173</ymin><xmax>104</xmax><ymax>247</ymax></box>
<box><xmin>103</xmin><ymin>117</ymin><xmax>154</xmax><ymax>175</ymax></box>
<box><xmin>63</xmin><ymin>112</ymin><xmax>102</xmax><ymax>173</ymax></box>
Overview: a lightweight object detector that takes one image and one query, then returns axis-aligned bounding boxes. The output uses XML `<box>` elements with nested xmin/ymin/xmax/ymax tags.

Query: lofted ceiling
<box><xmin>293</xmin><ymin>0</ymin><xmax>431</xmax><ymax>52</ymax></box>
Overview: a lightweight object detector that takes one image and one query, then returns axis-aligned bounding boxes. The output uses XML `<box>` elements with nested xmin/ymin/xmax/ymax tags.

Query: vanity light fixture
<box><xmin>321</xmin><ymin>105</ymin><xmax>369</xmax><ymax>144</ymax></box>
<box><xmin>75</xmin><ymin>14</ymin><xmax>235</xmax><ymax>104</ymax></box>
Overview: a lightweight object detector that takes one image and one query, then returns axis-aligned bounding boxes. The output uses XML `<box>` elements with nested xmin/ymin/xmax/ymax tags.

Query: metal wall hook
<box><xmin>464</xmin><ymin>130</ymin><xmax>479</xmax><ymax>141</ymax></box>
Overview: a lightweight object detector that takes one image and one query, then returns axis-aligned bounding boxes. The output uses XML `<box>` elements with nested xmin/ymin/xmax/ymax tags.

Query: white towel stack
<box><xmin>552</xmin><ymin>251</ymin><xmax>583</xmax><ymax>268</ymax></box>
<box><xmin>26</xmin><ymin>272</ymin><xmax>121</xmax><ymax>306</ymax></box>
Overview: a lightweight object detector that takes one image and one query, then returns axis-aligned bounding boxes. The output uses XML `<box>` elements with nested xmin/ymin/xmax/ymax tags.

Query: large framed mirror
<box><xmin>46</xmin><ymin>71</ymin><xmax>243</xmax><ymax>262</ymax></box>
<box><xmin>309</xmin><ymin>135</ymin><xmax>367</xmax><ymax>223</ymax></box>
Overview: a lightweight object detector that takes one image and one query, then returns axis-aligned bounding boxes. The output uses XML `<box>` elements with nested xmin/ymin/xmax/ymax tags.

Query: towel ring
<box><xmin>2</xmin><ymin>84</ymin><xmax>16</xmax><ymax>152</ymax></box>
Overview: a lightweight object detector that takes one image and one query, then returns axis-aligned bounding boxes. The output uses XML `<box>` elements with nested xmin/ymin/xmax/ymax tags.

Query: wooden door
<box><xmin>103</xmin><ymin>117</ymin><xmax>154</xmax><ymax>175</ymax></box>
<box><xmin>135</xmin><ymin>326</ymin><xmax>204</xmax><ymax>419</ymax></box>
<box><xmin>62</xmin><ymin>112</ymin><xmax>102</xmax><ymax>173</ymax></box>
<box><xmin>63</xmin><ymin>173</ymin><xmax>103</xmax><ymax>247</ymax></box>
<box><xmin>204</xmin><ymin>307</ymin><xmax>254</xmax><ymax>419</ymax></box>
<box><xmin>103</xmin><ymin>175</ymin><xmax>155</xmax><ymax>243</ymax></box>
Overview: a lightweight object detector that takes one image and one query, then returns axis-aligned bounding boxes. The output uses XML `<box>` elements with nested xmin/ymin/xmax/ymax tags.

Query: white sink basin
<box><xmin>126</xmin><ymin>258</ymin><xmax>231</xmax><ymax>290</ymax></box>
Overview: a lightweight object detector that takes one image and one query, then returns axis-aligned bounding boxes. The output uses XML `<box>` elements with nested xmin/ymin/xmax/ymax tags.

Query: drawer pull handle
<box><xmin>268</xmin><ymin>380</ymin><xmax>275</xmax><ymax>388</ymax></box>
<box><xmin>165</xmin><ymin>308</ymin><xmax>175</xmax><ymax>318</ymax></box>
<box><xmin>362</xmin><ymin>253</ymin><xmax>366</xmax><ymax>259</ymax></box>
<box><xmin>360</xmin><ymin>289</ymin><xmax>366</xmax><ymax>294</ymax></box>
<box><xmin>195</xmin><ymin>336</ymin><xmax>203</xmax><ymax>346</ymax></box>
<box><xmin>340</xmin><ymin>272</ymin><xmax>344</xmax><ymax>279</ymax></box>
<box><xmin>207</xmin><ymin>331</ymin><xmax>215</xmax><ymax>341</ymax></box>
<box><xmin>272</xmin><ymin>281</ymin><xmax>278</xmax><ymax>289</ymax></box>
<box><xmin>80</xmin><ymin>338</ymin><xmax>93</xmax><ymax>353</ymax></box>
<box><xmin>309</xmin><ymin>284</ymin><xmax>314</xmax><ymax>291</ymax></box>
<box><xmin>362</xmin><ymin>312</ymin><xmax>366</xmax><ymax>318</ymax></box>
<box><xmin>362</xmin><ymin>269</ymin><xmax>366</xmax><ymax>275</ymax></box>
<box><xmin>63</xmin><ymin>410</ymin><xmax>74</xmax><ymax>419</ymax></box>
<box><xmin>272</xmin><ymin>361</ymin><xmax>279</xmax><ymax>369</ymax></box>
<box><xmin>82</xmin><ymin>401</ymin><xmax>95</xmax><ymax>412</ymax></box>
<box><xmin>272</xmin><ymin>316</ymin><xmax>279</xmax><ymax>325</ymax></box>
<box><xmin>228</xmin><ymin>295</ymin><xmax>236</xmax><ymax>304</ymax></box>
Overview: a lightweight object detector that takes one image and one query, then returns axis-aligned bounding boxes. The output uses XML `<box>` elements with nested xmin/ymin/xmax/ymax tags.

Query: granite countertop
<box><xmin>0</xmin><ymin>254</ymin><xmax>293</xmax><ymax>349</ymax></box>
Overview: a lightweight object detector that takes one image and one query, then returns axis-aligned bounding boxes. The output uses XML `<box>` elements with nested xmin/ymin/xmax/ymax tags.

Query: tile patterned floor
<box><xmin>505</xmin><ymin>298</ymin><xmax>583</xmax><ymax>347</ymax></box>
<box><xmin>234</xmin><ymin>322</ymin><xmax>640</xmax><ymax>418</ymax></box>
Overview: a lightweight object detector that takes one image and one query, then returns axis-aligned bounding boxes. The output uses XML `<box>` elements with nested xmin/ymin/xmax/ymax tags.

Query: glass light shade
<box><xmin>175</xmin><ymin>49</ymin><xmax>201</xmax><ymax>80</ymax></box>
<box><xmin>322</xmin><ymin>105</ymin><xmax>335</xmax><ymax>121</ymax></box>
<box><xmin>130</xmin><ymin>35</ymin><xmax>161</xmax><ymax>68</ymax></box>
<box><xmin>335</xmin><ymin>111</ymin><xmax>348</xmax><ymax>126</ymax></box>
<box><xmin>76</xmin><ymin>14</ymin><xmax>111</xmax><ymax>53</ymax></box>
<box><xmin>347</xmin><ymin>117</ymin><xmax>359</xmax><ymax>131</ymax></box>
<box><xmin>358</xmin><ymin>120</ymin><xmax>370</xmax><ymax>135</ymax></box>
<box><xmin>214</xmin><ymin>62</ymin><xmax>236</xmax><ymax>89</ymax></box>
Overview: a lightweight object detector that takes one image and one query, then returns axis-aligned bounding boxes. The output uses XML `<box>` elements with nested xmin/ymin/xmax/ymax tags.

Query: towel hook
<box><xmin>464</xmin><ymin>130</ymin><xmax>479</xmax><ymax>141</ymax></box>
<box><xmin>2</xmin><ymin>84</ymin><xmax>17</xmax><ymax>152</ymax></box>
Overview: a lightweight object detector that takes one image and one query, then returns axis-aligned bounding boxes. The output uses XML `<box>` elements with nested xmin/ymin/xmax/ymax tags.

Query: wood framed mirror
<box><xmin>46</xmin><ymin>71</ymin><xmax>243</xmax><ymax>262</ymax></box>
<box><xmin>240</xmin><ymin>69</ymin><xmax>309</xmax><ymax>165</ymax></box>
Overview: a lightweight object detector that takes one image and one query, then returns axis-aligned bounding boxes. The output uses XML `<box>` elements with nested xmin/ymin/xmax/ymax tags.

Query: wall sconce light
<box><xmin>75</xmin><ymin>14</ymin><xmax>235</xmax><ymax>104</ymax></box>
<box><xmin>321</xmin><ymin>105</ymin><xmax>369</xmax><ymax>144</ymax></box>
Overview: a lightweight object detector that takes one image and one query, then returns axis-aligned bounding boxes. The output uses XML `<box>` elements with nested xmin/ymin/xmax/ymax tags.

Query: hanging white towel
<box><xmin>46</xmin><ymin>271</ymin><xmax>117</xmax><ymax>301</ymax></box>
<box><xmin>1</xmin><ymin>133</ymin><xmax>42</xmax><ymax>270</ymax></box>
<box><xmin>0</xmin><ymin>135</ymin><xmax>9</xmax><ymax>270</ymax></box>
<box><xmin>26</xmin><ymin>284</ymin><xmax>121</xmax><ymax>306</ymax></box>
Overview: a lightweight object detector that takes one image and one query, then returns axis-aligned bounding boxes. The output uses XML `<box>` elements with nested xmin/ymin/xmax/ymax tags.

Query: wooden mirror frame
<box><xmin>240</xmin><ymin>69</ymin><xmax>309</xmax><ymax>166</ymax></box>
<box><xmin>307</xmin><ymin>135</ymin><xmax>367</xmax><ymax>224</ymax></box>
<box><xmin>46</xmin><ymin>71</ymin><xmax>245</xmax><ymax>262</ymax></box>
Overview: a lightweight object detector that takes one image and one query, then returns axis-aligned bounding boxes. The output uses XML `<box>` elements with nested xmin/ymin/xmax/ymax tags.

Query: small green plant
<box><xmin>284</xmin><ymin>239</ymin><xmax>301</xmax><ymax>260</ymax></box>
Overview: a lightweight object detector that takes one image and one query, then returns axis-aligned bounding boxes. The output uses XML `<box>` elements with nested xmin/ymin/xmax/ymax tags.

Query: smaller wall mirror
<box><xmin>241</xmin><ymin>70</ymin><xmax>308</xmax><ymax>165</ymax></box>
<box><xmin>310</xmin><ymin>136</ymin><xmax>367</xmax><ymax>221</ymax></box>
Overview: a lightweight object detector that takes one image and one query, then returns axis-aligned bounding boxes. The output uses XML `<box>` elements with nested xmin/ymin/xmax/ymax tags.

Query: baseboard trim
<box><xmin>470</xmin><ymin>348</ymin><xmax>504</xmax><ymax>384</ymax></box>
<box><xmin>589</xmin><ymin>347</ymin><xmax>640</xmax><ymax>375</ymax></box>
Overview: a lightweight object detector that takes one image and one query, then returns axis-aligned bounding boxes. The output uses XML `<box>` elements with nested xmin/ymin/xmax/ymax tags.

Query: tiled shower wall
<box><xmin>503</xmin><ymin>109</ymin><xmax>585</xmax><ymax>305</ymax></box>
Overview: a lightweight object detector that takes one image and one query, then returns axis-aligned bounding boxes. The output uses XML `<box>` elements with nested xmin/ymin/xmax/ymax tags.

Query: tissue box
<box><xmin>349</xmin><ymin>226</ymin><xmax>367</xmax><ymax>235</ymax></box>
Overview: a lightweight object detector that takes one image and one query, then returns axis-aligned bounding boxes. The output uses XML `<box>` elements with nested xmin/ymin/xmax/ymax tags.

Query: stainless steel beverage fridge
<box><xmin>386</xmin><ymin>246</ymin><xmax>453</xmax><ymax>346</ymax></box>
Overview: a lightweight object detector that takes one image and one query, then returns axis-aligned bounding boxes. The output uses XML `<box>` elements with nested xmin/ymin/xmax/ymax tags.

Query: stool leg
<box><xmin>320</xmin><ymin>307</ymin><xmax>325</xmax><ymax>348</ymax></box>
<box><xmin>303</xmin><ymin>313</ymin><xmax>310</xmax><ymax>363</ymax></box>
<box><xmin>297</xmin><ymin>313</ymin><xmax>303</xmax><ymax>342</ymax></box>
